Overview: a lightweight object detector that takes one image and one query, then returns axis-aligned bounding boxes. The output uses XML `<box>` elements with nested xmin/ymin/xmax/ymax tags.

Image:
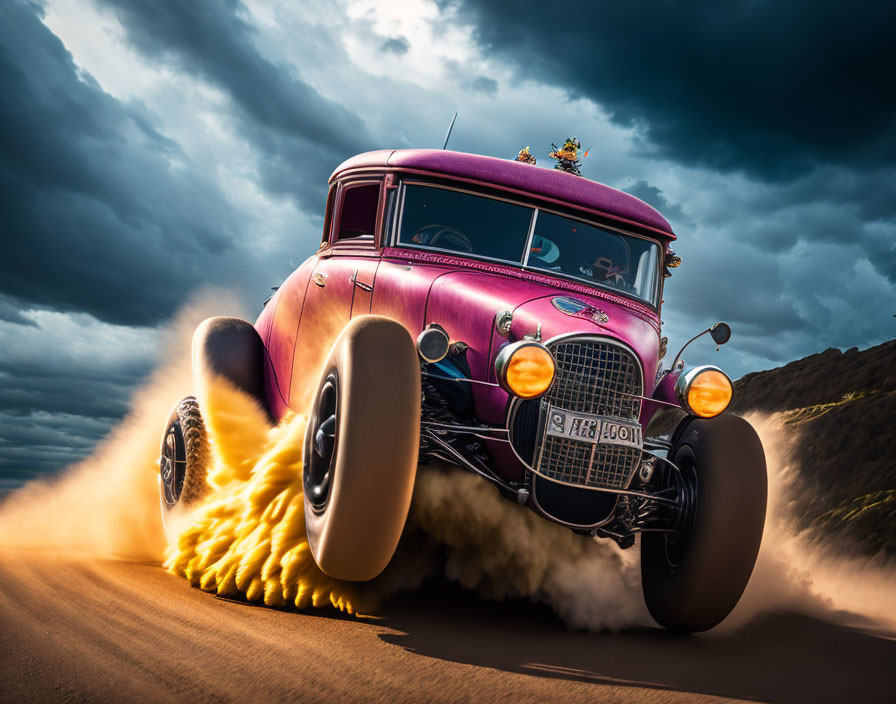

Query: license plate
<box><xmin>545</xmin><ymin>406</ymin><xmax>642</xmax><ymax>449</ymax></box>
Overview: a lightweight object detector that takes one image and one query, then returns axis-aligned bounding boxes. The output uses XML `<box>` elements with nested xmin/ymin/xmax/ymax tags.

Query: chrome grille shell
<box><xmin>512</xmin><ymin>334</ymin><xmax>645</xmax><ymax>491</ymax></box>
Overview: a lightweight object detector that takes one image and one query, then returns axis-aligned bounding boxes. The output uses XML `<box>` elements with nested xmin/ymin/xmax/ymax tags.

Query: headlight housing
<box><xmin>495</xmin><ymin>341</ymin><xmax>555</xmax><ymax>399</ymax></box>
<box><xmin>675</xmin><ymin>365</ymin><xmax>733</xmax><ymax>418</ymax></box>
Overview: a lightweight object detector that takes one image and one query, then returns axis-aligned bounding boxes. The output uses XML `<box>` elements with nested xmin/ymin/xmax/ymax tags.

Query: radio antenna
<box><xmin>441</xmin><ymin>112</ymin><xmax>458</xmax><ymax>150</ymax></box>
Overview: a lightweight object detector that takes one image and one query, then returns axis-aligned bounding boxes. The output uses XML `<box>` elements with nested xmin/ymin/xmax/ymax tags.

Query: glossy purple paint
<box><xmin>332</xmin><ymin>149</ymin><xmax>676</xmax><ymax>240</ymax></box>
<box><xmin>644</xmin><ymin>367</ymin><xmax>683</xmax><ymax>424</ymax></box>
<box><xmin>255</xmin><ymin>149</ymin><xmax>679</xmax><ymax>483</ymax></box>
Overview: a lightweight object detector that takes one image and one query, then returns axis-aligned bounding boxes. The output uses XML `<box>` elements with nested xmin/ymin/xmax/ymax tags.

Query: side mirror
<box><xmin>710</xmin><ymin>321</ymin><xmax>731</xmax><ymax>346</ymax></box>
<box><xmin>670</xmin><ymin>321</ymin><xmax>734</xmax><ymax>371</ymax></box>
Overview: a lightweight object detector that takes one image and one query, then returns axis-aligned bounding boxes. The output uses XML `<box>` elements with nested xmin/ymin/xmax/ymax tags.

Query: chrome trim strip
<box><xmin>640</xmin><ymin>448</ymin><xmax>682</xmax><ymax>476</ymax></box>
<box><xmin>517</xmin><ymin>266</ymin><xmax>658</xmax><ymax>308</ymax></box>
<box><xmin>383</xmin><ymin>248</ymin><xmax>660</xmax><ymax>322</ymax></box>
<box><xmin>422</xmin><ymin>430</ymin><xmax>516</xmax><ymax>491</ymax></box>
<box><xmin>421</xmin><ymin>421</ymin><xmax>509</xmax><ymax>436</ymax></box>
<box><xmin>393</xmin><ymin>183</ymin><xmax>407</xmax><ymax>247</ymax></box>
<box><xmin>421</xmin><ymin>371</ymin><xmax>501</xmax><ymax>388</ymax></box>
<box><xmin>617</xmin><ymin>390</ymin><xmax>681</xmax><ymax>407</ymax></box>
<box><xmin>396</xmin><ymin>243</ymin><xmax>526</xmax><ymax>268</ymax></box>
<box><xmin>521</xmin><ymin>208</ymin><xmax>538</xmax><ymax>267</ymax></box>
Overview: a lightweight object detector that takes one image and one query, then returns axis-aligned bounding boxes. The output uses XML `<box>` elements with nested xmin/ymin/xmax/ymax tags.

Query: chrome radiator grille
<box><xmin>534</xmin><ymin>337</ymin><xmax>643</xmax><ymax>490</ymax></box>
<box><xmin>547</xmin><ymin>339</ymin><xmax>642</xmax><ymax>417</ymax></box>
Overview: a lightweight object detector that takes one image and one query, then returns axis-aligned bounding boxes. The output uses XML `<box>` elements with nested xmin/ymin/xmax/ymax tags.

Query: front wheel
<box><xmin>303</xmin><ymin>316</ymin><xmax>421</xmax><ymax>582</ymax></box>
<box><xmin>641</xmin><ymin>413</ymin><xmax>767</xmax><ymax>632</ymax></box>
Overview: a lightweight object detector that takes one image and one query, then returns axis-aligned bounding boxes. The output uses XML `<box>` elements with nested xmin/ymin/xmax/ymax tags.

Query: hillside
<box><xmin>731</xmin><ymin>339</ymin><xmax>896</xmax><ymax>554</ymax></box>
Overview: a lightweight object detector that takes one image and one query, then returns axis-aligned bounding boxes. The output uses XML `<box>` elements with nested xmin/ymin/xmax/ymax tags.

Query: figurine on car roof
<box><xmin>549</xmin><ymin>137</ymin><xmax>583</xmax><ymax>175</ymax></box>
<box><xmin>515</xmin><ymin>146</ymin><xmax>537</xmax><ymax>165</ymax></box>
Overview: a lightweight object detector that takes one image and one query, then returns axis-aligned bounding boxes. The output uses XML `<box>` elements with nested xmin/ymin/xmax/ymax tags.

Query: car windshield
<box><xmin>529</xmin><ymin>211</ymin><xmax>659</xmax><ymax>304</ymax></box>
<box><xmin>397</xmin><ymin>183</ymin><xmax>532</xmax><ymax>262</ymax></box>
<box><xmin>396</xmin><ymin>183</ymin><xmax>661</xmax><ymax>305</ymax></box>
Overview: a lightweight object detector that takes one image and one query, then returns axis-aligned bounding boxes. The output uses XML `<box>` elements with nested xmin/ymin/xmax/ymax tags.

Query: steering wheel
<box><xmin>412</xmin><ymin>225</ymin><xmax>473</xmax><ymax>253</ymax></box>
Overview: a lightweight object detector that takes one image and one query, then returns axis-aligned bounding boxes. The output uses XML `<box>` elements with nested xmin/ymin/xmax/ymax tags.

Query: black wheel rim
<box><xmin>160</xmin><ymin>420</ymin><xmax>186</xmax><ymax>508</ymax></box>
<box><xmin>664</xmin><ymin>445</ymin><xmax>698</xmax><ymax>570</ymax></box>
<box><xmin>304</xmin><ymin>372</ymin><xmax>339</xmax><ymax>513</ymax></box>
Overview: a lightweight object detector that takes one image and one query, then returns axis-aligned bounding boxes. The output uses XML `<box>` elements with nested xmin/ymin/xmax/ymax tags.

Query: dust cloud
<box><xmin>720</xmin><ymin>413</ymin><xmax>896</xmax><ymax>634</ymax></box>
<box><xmin>0</xmin><ymin>292</ymin><xmax>245</xmax><ymax>561</ymax></box>
<box><xmin>1</xmin><ymin>299</ymin><xmax>893</xmax><ymax>634</ymax></box>
<box><xmin>394</xmin><ymin>465</ymin><xmax>649</xmax><ymax>630</ymax></box>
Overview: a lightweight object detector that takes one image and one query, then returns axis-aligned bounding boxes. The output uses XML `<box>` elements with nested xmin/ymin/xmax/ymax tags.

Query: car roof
<box><xmin>330</xmin><ymin>149</ymin><xmax>676</xmax><ymax>240</ymax></box>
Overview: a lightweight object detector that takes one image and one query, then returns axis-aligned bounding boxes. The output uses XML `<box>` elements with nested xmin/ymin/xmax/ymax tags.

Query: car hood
<box><xmin>426</xmin><ymin>269</ymin><xmax>661</xmax><ymax>390</ymax></box>
<box><xmin>509</xmin><ymin>293</ymin><xmax>661</xmax><ymax>384</ymax></box>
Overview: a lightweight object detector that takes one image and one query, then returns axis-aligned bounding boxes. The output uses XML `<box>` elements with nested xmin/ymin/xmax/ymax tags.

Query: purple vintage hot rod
<box><xmin>160</xmin><ymin>149</ymin><xmax>767</xmax><ymax>632</ymax></box>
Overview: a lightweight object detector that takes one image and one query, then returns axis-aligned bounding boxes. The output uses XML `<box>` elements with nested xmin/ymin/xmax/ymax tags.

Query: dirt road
<box><xmin>0</xmin><ymin>552</ymin><xmax>892</xmax><ymax>704</ymax></box>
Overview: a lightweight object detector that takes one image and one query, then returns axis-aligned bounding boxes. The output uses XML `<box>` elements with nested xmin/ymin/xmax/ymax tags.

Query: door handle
<box><xmin>313</xmin><ymin>271</ymin><xmax>328</xmax><ymax>287</ymax></box>
<box><xmin>350</xmin><ymin>269</ymin><xmax>373</xmax><ymax>292</ymax></box>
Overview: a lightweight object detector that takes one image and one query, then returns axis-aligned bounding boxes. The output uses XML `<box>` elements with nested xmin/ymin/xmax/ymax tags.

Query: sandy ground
<box><xmin>1</xmin><ymin>551</ymin><xmax>893</xmax><ymax>704</ymax></box>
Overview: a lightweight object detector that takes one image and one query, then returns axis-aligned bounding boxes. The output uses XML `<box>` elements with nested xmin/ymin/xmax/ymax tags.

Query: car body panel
<box><xmin>370</xmin><ymin>257</ymin><xmax>456</xmax><ymax>334</ymax></box>
<box><xmin>288</xmin><ymin>250</ymin><xmax>380</xmax><ymax>412</ymax></box>
<box><xmin>255</xmin><ymin>149</ymin><xmax>678</xmax><ymax>491</ymax></box>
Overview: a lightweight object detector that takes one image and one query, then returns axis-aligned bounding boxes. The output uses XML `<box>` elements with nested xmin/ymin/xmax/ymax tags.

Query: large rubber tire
<box><xmin>159</xmin><ymin>396</ymin><xmax>210</xmax><ymax>516</ymax></box>
<box><xmin>303</xmin><ymin>316</ymin><xmax>421</xmax><ymax>582</ymax></box>
<box><xmin>641</xmin><ymin>413</ymin><xmax>767</xmax><ymax>632</ymax></box>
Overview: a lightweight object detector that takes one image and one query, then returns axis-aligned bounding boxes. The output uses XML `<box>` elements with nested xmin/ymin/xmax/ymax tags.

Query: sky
<box><xmin>1</xmin><ymin>0</ymin><xmax>894</xmax><ymax>483</ymax></box>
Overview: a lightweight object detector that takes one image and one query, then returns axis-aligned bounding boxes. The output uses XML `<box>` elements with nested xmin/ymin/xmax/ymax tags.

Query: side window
<box><xmin>321</xmin><ymin>185</ymin><xmax>336</xmax><ymax>246</ymax></box>
<box><xmin>335</xmin><ymin>183</ymin><xmax>380</xmax><ymax>243</ymax></box>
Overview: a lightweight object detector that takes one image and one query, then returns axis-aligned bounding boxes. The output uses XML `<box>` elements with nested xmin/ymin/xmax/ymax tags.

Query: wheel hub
<box><xmin>664</xmin><ymin>450</ymin><xmax>698</xmax><ymax>569</ymax></box>
<box><xmin>305</xmin><ymin>374</ymin><xmax>338</xmax><ymax>512</ymax></box>
<box><xmin>160</xmin><ymin>422</ymin><xmax>186</xmax><ymax>508</ymax></box>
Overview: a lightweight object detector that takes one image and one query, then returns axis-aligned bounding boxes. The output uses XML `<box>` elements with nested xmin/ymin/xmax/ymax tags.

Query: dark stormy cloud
<box><xmin>0</xmin><ymin>0</ymin><xmax>893</xmax><ymax>485</ymax></box>
<box><xmin>0</xmin><ymin>0</ymin><xmax>336</xmax><ymax>480</ymax></box>
<box><xmin>97</xmin><ymin>0</ymin><xmax>375</xmax><ymax>209</ymax></box>
<box><xmin>439</xmin><ymin>0</ymin><xmax>895</xmax><ymax>361</ymax></box>
<box><xmin>0</xmin><ymin>309</ymin><xmax>156</xmax><ymax>479</ymax></box>
<box><xmin>450</xmin><ymin>0</ymin><xmax>896</xmax><ymax>180</ymax></box>
<box><xmin>0</xmin><ymin>1</ymin><xmax>258</xmax><ymax>326</ymax></box>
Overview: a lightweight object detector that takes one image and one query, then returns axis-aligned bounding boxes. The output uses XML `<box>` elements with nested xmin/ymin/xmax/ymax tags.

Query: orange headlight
<box><xmin>676</xmin><ymin>366</ymin><xmax>733</xmax><ymax>418</ymax></box>
<box><xmin>495</xmin><ymin>341</ymin><xmax>555</xmax><ymax>399</ymax></box>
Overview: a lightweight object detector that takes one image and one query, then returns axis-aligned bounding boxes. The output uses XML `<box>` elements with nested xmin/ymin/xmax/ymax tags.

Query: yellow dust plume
<box><xmin>165</xmin><ymin>376</ymin><xmax>362</xmax><ymax>614</ymax></box>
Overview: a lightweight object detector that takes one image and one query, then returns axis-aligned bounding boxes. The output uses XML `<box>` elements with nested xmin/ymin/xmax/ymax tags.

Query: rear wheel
<box><xmin>159</xmin><ymin>396</ymin><xmax>210</xmax><ymax>521</ymax></box>
<box><xmin>641</xmin><ymin>413</ymin><xmax>767</xmax><ymax>632</ymax></box>
<box><xmin>303</xmin><ymin>316</ymin><xmax>421</xmax><ymax>582</ymax></box>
